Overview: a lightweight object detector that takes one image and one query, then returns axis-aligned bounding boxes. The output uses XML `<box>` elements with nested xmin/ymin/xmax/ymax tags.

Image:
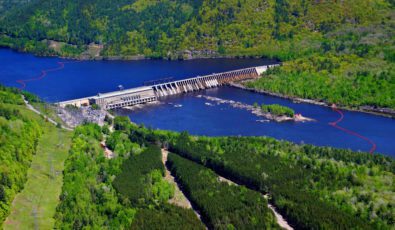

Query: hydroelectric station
<box><xmin>58</xmin><ymin>65</ymin><xmax>277</xmax><ymax>110</ymax></box>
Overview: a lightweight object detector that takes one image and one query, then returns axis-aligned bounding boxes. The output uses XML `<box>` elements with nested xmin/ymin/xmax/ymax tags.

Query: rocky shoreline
<box><xmin>53</xmin><ymin>51</ymin><xmax>269</xmax><ymax>61</ymax></box>
<box><xmin>197</xmin><ymin>95</ymin><xmax>314</xmax><ymax>123</ymax></box>
<box><xmin>229</xmin><ymin>82</ymin><xmax>395</xmax><ymax>119</ymax></box>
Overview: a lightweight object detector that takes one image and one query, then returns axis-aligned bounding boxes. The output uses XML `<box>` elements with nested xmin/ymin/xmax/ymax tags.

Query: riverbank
<box><xmin>197</xmin><ymin>95</ymin><xmax>314</xmax><ymax>123</ymax></box>
<box><xmin>0</xmin><ymin>39</ymin><xmax>277</xmax><ymax>61</ymax></box>
<box><xmin>229</xmin><ymin>82</ymin><xmax>395</xmax><ymax>119</ymax></box>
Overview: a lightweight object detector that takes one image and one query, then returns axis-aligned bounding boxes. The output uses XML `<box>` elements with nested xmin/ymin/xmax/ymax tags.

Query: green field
<box><xmin>4</xmin><ymin>121</ymin><xmax>71</xmax><ymax>230</ymax></box>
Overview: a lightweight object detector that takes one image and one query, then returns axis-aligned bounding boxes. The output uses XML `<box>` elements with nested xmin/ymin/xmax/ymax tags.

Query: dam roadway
<box><xmin>58</xmin><ymin>65</ymin><xmax>277</xmax><ymax>110</ymax></box>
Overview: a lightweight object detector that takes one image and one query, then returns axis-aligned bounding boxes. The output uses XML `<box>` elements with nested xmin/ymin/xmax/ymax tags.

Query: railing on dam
<box><xmin>57</xmin><ymin>64</ymin><xmax>278</xmax><ymax>109</ymax></box>
<box><xmin>151</xmin><ymin>65</ymin><xmax>277</xmax><ymax>97</ymax></box>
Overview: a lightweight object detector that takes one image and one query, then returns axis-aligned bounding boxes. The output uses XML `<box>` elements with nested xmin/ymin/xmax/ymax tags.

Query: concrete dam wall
<box><xmin>58</xmin><ymin>64</ymin><xmax>277</xmax><ymax>110</ymax></box>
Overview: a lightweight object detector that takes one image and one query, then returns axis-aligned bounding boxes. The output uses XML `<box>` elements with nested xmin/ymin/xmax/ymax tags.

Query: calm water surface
<box><xmin>1</xmin><ymin>49</ymin><xmax>394</xmax><ymax>156</ymax></box>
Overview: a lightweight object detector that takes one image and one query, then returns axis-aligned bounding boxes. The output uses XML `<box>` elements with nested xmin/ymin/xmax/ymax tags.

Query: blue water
<box><xmin>1</xmin><ymin>48</ymin><xmax>394</xmax><ymax>156</ymax></box>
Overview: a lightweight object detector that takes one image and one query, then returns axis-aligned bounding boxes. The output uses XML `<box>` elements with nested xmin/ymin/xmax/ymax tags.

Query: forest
<box><xmin>110</xmin><ymin>119</ymin><xmax>394</xmax><ymax>229</ymax></box>
<box><xmin>170</xmin><ymin>134</ymin><xmax>394</xmax><ymax>229</ymax></box>
<box><xmin>0</xmin><ymin>0</ymin><xmax>33</xmax><ymax>14</ymax></box>
<box><xmin>113</xmin><ymin>145</ymin><xmax>173</xmax><ymax>206</ymax></box>
<box><xmin>0</xmin><ymin>0</ymin><xmax>391</xmax><ymax>60</ymax></box>
<box><xmin>54</xmin><ymin>124</ymin><xmax>136</xmax><ymax>229</ymax></box>
<box><xmin>113</xmin><ymin>144</ymin><xmax>204</xmax><ymax>229</ymax></box>
<box><xmin>0</xmin><ymin>86</ymin><xmax>41</xmax><ymax>225</ymax></box>
<box><xmin>244</xmin><ymin>1</ymin><xmax>394</xmax><ymax>110</ymax></box>
<box><xmin>130</xmin><ymin>204</ymin><xmax>203</xmax><ymax>230</ymax></box>
<box><xmin>167</xmin><ymin>152</ymin><xmax>279</xmax><ymax>229</ymax></box>
<box><xmin>54</xmin><ymin>121</ymin><xmax>203</xmax><ymax>229</ymax></box>
<box><xmin>246</xmin><ymin>48</ymin><xmax>395</xmax><ymax>109</ymax></box>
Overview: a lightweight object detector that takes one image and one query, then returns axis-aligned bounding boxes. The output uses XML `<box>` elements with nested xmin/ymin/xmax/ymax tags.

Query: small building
<box><xmin>94</xmin><ymin>86</ymin><xmax>157</xmax><ymax>109</ymax></box>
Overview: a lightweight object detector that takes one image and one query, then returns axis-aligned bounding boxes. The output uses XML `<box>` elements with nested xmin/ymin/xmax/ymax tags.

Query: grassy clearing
<box><xmin>161</xmin><ymin>149</ymin><xmax>192</xmax><ymax>209</ymax></box>
<box><xmin>4</xmin><ymin>120</ymin><xmax>71</xmax><ymax>230</ymax></box>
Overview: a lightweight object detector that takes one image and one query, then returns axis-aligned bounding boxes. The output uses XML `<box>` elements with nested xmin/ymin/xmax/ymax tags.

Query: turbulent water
<box><xmin>1</xmin><ymin>48</ymin><xmax>394</xmax><ymax>156</ymax></box>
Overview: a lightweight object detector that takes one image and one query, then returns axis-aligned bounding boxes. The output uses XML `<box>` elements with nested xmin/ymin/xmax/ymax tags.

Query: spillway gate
<box><xmin>58</xmin><ymin>65</ymin><xmax>278</xmax><ymax>110</ymax></box>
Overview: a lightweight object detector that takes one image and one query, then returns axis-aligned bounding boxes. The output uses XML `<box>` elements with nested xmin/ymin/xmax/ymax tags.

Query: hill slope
<box><xmin>0</xmin><ymin>0</ymin><xmax>392</xmax><ymax>59</ymax></box>
<box><xmin>0</xmin><ymin>0</ymin><xmax>394</xmax><ymax>110</ymax></box>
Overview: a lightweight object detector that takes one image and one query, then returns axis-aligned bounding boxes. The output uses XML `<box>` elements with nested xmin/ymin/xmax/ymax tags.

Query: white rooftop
<box><xmin>95</xmin><ymin>86</ymin><xmax>153</xmax><ymax>99</ymax></box>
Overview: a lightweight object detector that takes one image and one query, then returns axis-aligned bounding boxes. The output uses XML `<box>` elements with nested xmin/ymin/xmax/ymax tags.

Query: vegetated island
<box><xmin>197</xmin><ymin>95</ymin><xmax>314</xmax><ymax>122</ymax></box>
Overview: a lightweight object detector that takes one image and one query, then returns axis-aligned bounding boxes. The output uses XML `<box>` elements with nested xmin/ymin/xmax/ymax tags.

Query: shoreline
<box><xmin>229</xmin><ymin>82</ymin><xmax>395</xmax><ymax>119</ymax></box>
<box><xmin>0</xmin><ymin>45</ymin><xmax>280</xmax><ymax>62</ymax></box>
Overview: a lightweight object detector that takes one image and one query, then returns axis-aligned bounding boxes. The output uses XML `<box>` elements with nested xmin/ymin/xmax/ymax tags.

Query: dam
<box><xmin>58</xmin><ymin>65</ymin><xmax>277</xmax><ymax>110</ymax></box>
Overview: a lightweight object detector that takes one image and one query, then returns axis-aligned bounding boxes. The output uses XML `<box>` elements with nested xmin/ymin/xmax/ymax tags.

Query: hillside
<box><xmin>0</xmin><ymin>0</ymin><xmax>393</xmax><ymax>111</ymax></box>
<box><xmin>0</xmin><ymin>0</ymin><xmax>392</xmax><ymax>59</ymax></box>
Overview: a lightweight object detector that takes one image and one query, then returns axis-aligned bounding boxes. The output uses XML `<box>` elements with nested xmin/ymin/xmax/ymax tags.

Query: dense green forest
<box><xmin>0</xmin><ymin>0</ymin><xmax>34</xmax><ymax>14</ymax></box>
<box><xmin>113</xmin><ymin>145</ymin><xmax>173</xmax><ymax>205</ymax></box>
<box><xmin>130</xmin><ymin>204</ymin><xmax>204</xmax><ymax>230</ymax></box>
<box><xmin>243</xmin><ymin>0</ymin><xmax>395</xmax><ymax>110</ymax></box>
<box><xmin>110</xmin><ymin>118</ymin><xmax>394</xmax><ymax>229</ymax></box>
<box><xmin>54</xmin><ymin>124</ymin><xmax>136</xmax><ymax>229</ymax></box>
<box><xmin>55</xmin><ymin>122</ymin><xmax>203</xmax><ymax>229</ymax></box>
<box><xmin>246</xmin><ymin>47</ymin><xmax>395</xmax><ymax>109</ymax></box>
<box><xmin>0</xmin><ymin>0</ymin><xmax>391</xmax><ymax>60</ymax></box>
<box><xmin>0</xmin><ymin>86</ymin><xmax>41</xmax><ymax>225</ymax></box>
<box><xmin>170</xmin><ymin>134</ymin><xmax>393</xmax><ymax>229</ymax></box>
<box><xmin>167</xmin><ymin>152</ymin><xmax>279</xmax><ymax>229</ymax></box>
<box><xmin>113</xmin><ymin>145</ymin><xmax>204</xmax><ymax>229</ymax></box>
<box><xmin>0</xmin><ymin>0</ymin><xmax>393</xmax><ymax>109</ymax></box>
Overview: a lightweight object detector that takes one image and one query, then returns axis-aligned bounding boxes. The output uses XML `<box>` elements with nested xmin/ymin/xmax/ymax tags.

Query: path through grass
<box><xmin>4</xmin><ymin>123</ymin><xmax>71</xmax><ymax>230</ymax></box>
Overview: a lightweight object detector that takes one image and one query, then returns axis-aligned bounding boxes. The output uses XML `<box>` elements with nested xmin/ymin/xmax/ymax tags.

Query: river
<box><xmin>1</xmin><ymin>48</ymin><xmax>394</xmax><ymax>156</ymax></box>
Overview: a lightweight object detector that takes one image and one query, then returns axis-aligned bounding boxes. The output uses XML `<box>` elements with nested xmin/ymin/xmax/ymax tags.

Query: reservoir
<box><xmin>1</xmin><ymin>48</ymin><xmax>394</xmax><ymax>156</ymax></box>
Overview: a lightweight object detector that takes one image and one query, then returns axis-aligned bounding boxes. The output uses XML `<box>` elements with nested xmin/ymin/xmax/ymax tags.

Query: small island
<box><xmin>253</xmin><ymin>102</ymin><xmax>313</xmax><ymax>122</ymax></box>
<box><xmin>197</xmin><ymin>95</ymin><xmax>314</xmax><ymax>122</ymax></box>
<box><xmin>257</xmin><ymin>103</ymin><xmax>294</xmax><ymax>116</ymax></box>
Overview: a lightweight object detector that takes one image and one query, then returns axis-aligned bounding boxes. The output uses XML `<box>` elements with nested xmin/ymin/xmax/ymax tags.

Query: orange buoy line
<box><xmin>16</xmin><ymin>60</ymin><xmax>81</xmax><ymax>90</ymax></box>
<box><xmin>329</xmin><ymin>105</ymin><xmax>376</xmax><ymax>154</ymax></box>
